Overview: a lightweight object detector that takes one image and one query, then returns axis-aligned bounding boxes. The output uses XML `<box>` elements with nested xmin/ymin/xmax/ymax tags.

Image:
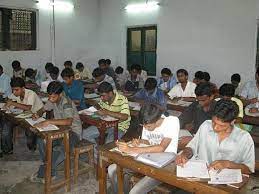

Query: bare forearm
<box><xmin>11</xmin><ymin>102</ymin><xmax>32</xmax><ymax>111</ymax></box>
<box><xmin>131</xmin><ymin>145</ymin><xmax>165</xmax><ymax>154</ymax></box>
<box><xmin>181</xmin><ymin>147</ymin><xmax>193</xmax><ymax>159</ymax></box>
<box><xmin>228</xmin><ymin>162</ymin><xmax>252</xmax><ymax>174</ymax></box>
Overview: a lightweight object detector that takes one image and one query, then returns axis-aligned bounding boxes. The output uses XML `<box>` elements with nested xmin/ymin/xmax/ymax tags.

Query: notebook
<box><xmin>208</xmin><ymin>169</ymin><xmax>243</xmax><ymax>185</ymax></box>
<box><xmin>135</xmin><ymin>152</ymin><xmax>176</xmax><ymax>168</ymax></box>
<box><xmin>25</xmin><ymin>118</ymin><xmax>59</xmax><ymax>132</ymax></box>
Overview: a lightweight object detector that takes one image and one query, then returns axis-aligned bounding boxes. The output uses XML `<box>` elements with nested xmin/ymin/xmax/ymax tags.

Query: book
<box><xmin>135</xmin><ymin>152</ymin><xmax>176</xmax><ymax>168</ymax></box>
<box><xmin>25</xmin><ymin>118</ymin><xmax>59</xmax><ymax>132</ymax></box>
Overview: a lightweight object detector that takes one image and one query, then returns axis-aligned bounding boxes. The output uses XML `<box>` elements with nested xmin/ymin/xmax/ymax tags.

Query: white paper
<box><xmin>5</xmin><ymin>108</ymin><xmax>23</xmax><ymax>114</ymax></box>
<box><xmin>168</xmin><ymin>100</ymin><xmax>192</xmax><ymax>107</ymax></box>
<box><xmin>84</xmin><ymin>93</ymin><xmax>100</xmax><ymax>99</ymax></box>
<box><xmin>208</xmin><ymin>169</ymin><xmax>242</xmax><ymax>184</ymax></box>
<box><xmin>177</xmin><ymin>160</ymin><xmax>210</xmax><ymax>179</ymax></box>
<box><xmin>129</xmin><ymin>101</ymin><xmax>141</xmax><ymax>111</ymax></box>
<box><xmin>101</xmin><ymin>115</ymin><xmax>118</xmax><ymax>121</ymax></box>
<box><xmin>15</xmin><ymin>113</ymin><xmax>33</xmax><ymax>119</ymax></box>
<box><xmin>179</xmin><ymin>129</ymin><xmax>193</xmax><ymax>139</ymax></box>
<box><xmin>0</xmin><ymin>103</ymin><xmax>5</xmax><ymax>109</ymax></box>
<box><xmin>78</xmin><ymin>106</ymin><xmax>98</xmax><ymax>115</ymax></box>
<box><xmin>25</xmin><ymin>118</ymin><xmax>59</xmax><ymax>132</ymax></box>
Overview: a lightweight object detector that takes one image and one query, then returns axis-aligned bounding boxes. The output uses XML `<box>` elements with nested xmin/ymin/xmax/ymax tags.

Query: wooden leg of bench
<box><xmin>74</xmin><ymin>149</ymin><xmax>79</xmax><ymax>184</ymax></box>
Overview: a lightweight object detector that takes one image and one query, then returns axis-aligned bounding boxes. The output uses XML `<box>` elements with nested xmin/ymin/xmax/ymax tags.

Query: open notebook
<box><xmin>177</xmin><ymin>160</ymin><xmax>243</xmax><ymax>185</ymax></box>
<box><xmin>25</xmin><ymin>118</ymin><xmax>59</xmax><ymax>132</ymax></box>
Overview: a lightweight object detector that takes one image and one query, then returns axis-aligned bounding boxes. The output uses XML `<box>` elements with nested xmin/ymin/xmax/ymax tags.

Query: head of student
<box><xmin>193</xmin><ymin>71</ymin><xmax>204</xmax><ymax>85</ymax></box>
<box><xmin>98</xmin><ymin>59</ymin><xmax>106</xmax><ymax>70</ymax></box>
<box><xmin>139</xmin><ymin>103</ymin><xmax>164</xmax><ymax>131</ymax></box>
<box><xmin>144</xmin><ymin>78</ymin><xmax>157</xmax><ymax>95</ymax></box>
<box><xmin>61</xmin><ymin>67</ymin><xmax>74</xmax><ymax>85</ymax></box>
<box><xmin>92</xmin><ymin>67</ymin><xmax>105</xmax><ymax>82</ymax></box>
<box><xmin>231</xmin><ymin>73</ymin><xmax>241</xmax><ymax>88</ymax></box>
<box><xmin>64</xmin><ymin>60</ymin><xmax>73</xmax><ymax>69</ymax></box>
<box><xmin>47</xmin><ymin>81</ymin><xmax>64</xmax><ymax>103</ymax></box>
<box><xmin>219</xmin><ymin>83</ymin><xmax>235</xmax><ymax>100</ymax></box>
<box><xmin>212</xmin><ymin>99</ymin><xmax>239</xmax><ymax>133</ymax></box>
<box><xmin>0</xmin><ymin>65</ymin><xmax>3</xmax><ymax>75</ymax></box>
<box><xmin>195</xmin><ymin>82</ymin><xmax>214</xmax><ymax>108</ymax></box>
<box><xmin>49</xmin><ymin>66</ymin><xmax>60</xmax><ymax>80</ymax></box>
<box><xmin>203</xmin><ymin>72</ymin><xmax>210</xmax><ymax>82</ymax></box>
<box><xmin>176</xmin><ymin>69</ymin><xmax>188</xmax><ymax>83</ymax></box>
<box><xmin>12</xmin><ymin>60</ymin><xmax>21</xmax><ymax>72</ymax></box>
<box><xmin>161</xmin><ymin>68</ymin><xmax>172</xmax><ymax>82</ymax></box>
<box><xmin>45</xmin><ymin>62</ymin><xmax>54</xmax><ymax>73</ymax></box>
<box><xmin>115</xmin><ymin>66</ymin><xmax>123</xmax><ymax>74</ymax></box>
<box><xmin>25</xmin><ymin>68</ymin><xmax>36</xmax><ymax>79</ymax></box>
<box><xmin>10</xmin><ymin>77</ymin><xmax>25</xmax><ymax>97</ymax></box>
<box><xmin>105</xmin><ymin>59</ymin><xmax>111</xmax><ymax>67</ymax></box>
<box><xmin>76</xmin><ymin>62</ymin><xmax>84</xmax><ymax>72</ymax></box>
<box><xmin>98</xmin><ymin>82</ymin><xmax>114</xmax><ymax>103</ymax></box>
<box><xmin>130</xmin><ymin>64</ymin><xmax>140</xmax><ymax>79</ymax></box>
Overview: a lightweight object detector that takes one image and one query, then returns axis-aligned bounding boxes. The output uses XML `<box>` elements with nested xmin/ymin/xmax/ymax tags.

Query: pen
<box><xmin>216</xmin><ymin>169</ymin><xmax>222</xmax><ymax>174</ymax></box>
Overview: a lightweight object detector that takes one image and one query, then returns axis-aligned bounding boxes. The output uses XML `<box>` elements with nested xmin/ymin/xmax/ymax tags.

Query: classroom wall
<box><xmin>98</xmin><ymin>0</ymin><xmax>258</xmax><ymax>86</ymax></box>
<box><xmin>0</xmin><ymin>0</ymin><xmax>99</xmax><ymax>76</ymax></box>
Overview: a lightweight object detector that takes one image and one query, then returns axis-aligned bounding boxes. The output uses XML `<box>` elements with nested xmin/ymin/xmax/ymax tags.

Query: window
<box><xmin>0</xmin><ymin>8</ymin><xmax>36</xmax><ymax>51</ymax></box>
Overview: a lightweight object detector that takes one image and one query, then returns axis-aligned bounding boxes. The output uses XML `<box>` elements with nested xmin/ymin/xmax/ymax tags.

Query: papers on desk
<box><xmin>179</xmin><ymin>129</ymin><xmax>193</xmax><ymax>139</ymax></box>
<box><xmin>136</xmin><ymin>152</ymin><xmax>176</xmax><ymax>168</ymax></box>
<box><xmin>15</xmin><ymin>112</ymin><xmax>33</xmax><ymax>119</ymax></box>
<box><xmin>208</xmin><ymin>169</ymin><xmax>242</xmax><ymax>185</ymax></box>
<box><xmin>78</xmin><ymin>106</ymin><xmax>98</xmax><ymax>115</ymax></box>
<box><xmin>25</xmin><ymin>118</ymin><xmax>59</xmax><ymax>132</ymax></box>
<box><xmin>129</xmin><ymin>101</ymin><xmax>141</xmax><ymax>111</ymax></box>
<box><xmin>177</xmin><ymin>160</ymin><xmax>210</xmax><ymax>179</ymax></box>
<box><xmin>168</xmin><ymin>100</ymin><xmax>192</xmax><ymax>107</ymax></box>
<box><xmin>245</xmin><ymin>107</ymin><xmax>259</xmax><ymax>117</ymax></box>
<box><xmin>5</xmin><ymin>108</ymin><xmax>23</xmax><ymax>115</ymax></box>
<box><xmin>84</xmin><ymin>93</ymin><xmax>100</xmax><ymax>99</ymax></box>
<box><xmin>101</xmin><ymin>115</ymin><xmax>118</xmax><ymax>121</ymax></box>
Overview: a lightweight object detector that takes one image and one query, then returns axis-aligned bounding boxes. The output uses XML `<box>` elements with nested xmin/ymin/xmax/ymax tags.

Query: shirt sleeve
<box><xmin>63</xmin><ymin>102</ymin><xmax>74</xmax><ymax>119</ymax></box>
<box><xmin>26</xmin><ymin>92</ymin><xmax>36</xmax><ymax>106</ymax></box>
<box><xmin>158</xmin><ymin>90</ymin><xmax>167</xmax><ymax>108</ymax></box>
<box><xmin>167</xmin><ymin>85</ymin><xmax>177</xmax><ymax>98</ymax></box>
<box><xmin>2</xmin><ymin>76</ymin><xmax>11</xmax><ymax>98</ymax></box>
<box><xmin>186</xmin><ymin>122</ymin><xmax>203</xmax><ymax>156</ymax></box>
<box><xmin>133</xmin><ymin>89</ymin><xmax>145</xmax><ymax>100</ymax></box>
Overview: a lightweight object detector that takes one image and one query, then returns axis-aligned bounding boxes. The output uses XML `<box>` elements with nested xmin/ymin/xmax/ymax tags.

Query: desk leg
<box><xmin>44</xmin><ymin>135</ymin><xmax>52</xmax><ymax>194</ymax></box>
<box><xmin>117</xmin><ymin>165</ymin><xmax>124</xmax><ymax>194</ymax></box>
<box><xmin>114</xmin><ymin>125</ymin><xmax>118</xmax><ymax>141</ymax></box>
<box><xmin>63</xmin><ymin>132</ymin><xmax>71</xmax><ymax>192</ymax></box>
<box><xmin>98</xmin><ymin>159</ymin><xmax>107</xmax><ymax>194</ymax></box>
<box><xmin>99</xmin><ymin>126</ymin><xmax>105</xmax><ymax>145</ymax></box>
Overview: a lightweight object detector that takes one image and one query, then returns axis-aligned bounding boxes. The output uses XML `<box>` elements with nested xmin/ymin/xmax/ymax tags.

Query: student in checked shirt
<box><xmin>176</xmin><ymin>99</ymin><xmax>255</xmax><ymax>174</ymax></box>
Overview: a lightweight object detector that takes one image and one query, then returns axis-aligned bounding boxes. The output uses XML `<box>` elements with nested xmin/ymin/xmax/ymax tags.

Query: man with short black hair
<box><xmin>91</xmin><ymin>67</ymin><xmax>116</xmax><ymax>90</ymax></box>
<box><xmin>12</xmin><ymin>60</ymin><xmax>25</xmax><ymax>79</ymax></box>
<box><xmin>64</xmin><ymin>60</ymin><xmax>73</xmax><ymax>69</ymax></box>
<box><xmin>157</xmin><ymin>67</ymin><xmax>177</xmax><ymax>92</ymax></box>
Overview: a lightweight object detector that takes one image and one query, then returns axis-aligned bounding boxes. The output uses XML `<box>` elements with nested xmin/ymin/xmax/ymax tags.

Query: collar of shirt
<box><xmin>144</xmin><ymin>87</ymin><xmax>157</xmax><ymax>98</ymax></box>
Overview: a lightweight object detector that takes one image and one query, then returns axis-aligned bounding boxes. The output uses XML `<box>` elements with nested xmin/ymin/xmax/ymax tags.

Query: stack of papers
<box><xmin>101</xmin><ymin>115</ymin><xmax>118</xmax><ymax>121</ymax></box>
<box><xmin>78</xmin><ymin>106</ymin><xmax>98</xmax><ymax>115</ymax></box>
<box><xmin>25</xmin><ymin>118</ymin><xmax>59</xmax><ymax>132</ymax></box>
<box><xmin>209</xmin><ymin>169</ymin><xmax>242</xmax><ymax>185</ymax></box>
<box><xmin>129</xmin><ymin>101</ymin><xmax>141</xmax><ymax>111</ymax></box>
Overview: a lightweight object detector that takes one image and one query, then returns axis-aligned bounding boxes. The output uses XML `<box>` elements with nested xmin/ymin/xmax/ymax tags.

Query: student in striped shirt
<box><xmin>83</xmin><ymin>82</ymin><xmax>131</xmax><ymax>144</ymax></box>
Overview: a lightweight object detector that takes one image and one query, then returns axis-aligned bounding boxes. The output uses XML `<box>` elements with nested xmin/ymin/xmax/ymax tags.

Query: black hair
<box><xmin>135</xmin><ymin>64</ymin><xmax>142</xmax><ymax>71</ymax></box>
<box><xmin>256</xmin><ymin>67</ymin><xmax>259</xmax><ymax>75</ymax></box>
<box><xmin>115</xmin><ymin>66</ymin><xmax>124</xmax><ymax>74</ymax></box>
<box><xmin>177</xmin><ymin>69</ymin><xmax>188</xmax><ymax>76</ymax></box>
<box><xmin>76</xmin><ymin>62</ymin><xmax>84</xmax><ymax>69</ymax></box>
<box><xmin>12</xmin><ymin>60</ymin><xmax>21</xmax><ymax>69</ymax></box>
<box><xmin>64</xmin><ymin>60</ymin><xmax>73</xmax><ymax>67</ymax></box>
<box><xmin>213</xmin><ymin>99</ymin><xmax>239</xmax><ymax>122</ymax></box>
<box><xmin>97</xmin><ymin>82</ymin><xmax>113</xmax><ymax>93</ymax></box>
<box><xmin>61</xmin><ymin>67</ymin><xmax>74</xmax><ymax>78</ymax></box>
<box><xmin>105</xmin><ymin>59</ymin><xmax>111</xmax><ymax>65</ymax></box>
<box><xmin>50</xmin><ymin>66</ymin><xmax>60</xmax><ymax>76</ymax></box>
<box><xmin>130</xmin><ymin>64</ymin><xmax>140</xmax><ymax>71</ymax></box>
<box><xmin>203</xmin><ymin>72</ymin><xmax>210</xmax><ymax>82</ymax></box>
<box><xmin>98</xmin><ymin>59</ymin><xmax>106</xmax><ymax>65</ymax></box>
<box><xmin>25</xmin><ymin>68</ymin><xmax>35</xmax><ymax>78</ymax></box>
<box><xmin>10</xmin><ymin>77</ymin><xmax>25</xmax><ymax>88</ymax></box>
<box><xmin>144</xmin><ymin>78</ymin><xmax>157</xmax><ymax>91</ymax></box>
<box><xmin>45</xmin><ymin>62</ymin><xmax>54</xmax><ymax>71</ymax></box>
<box><xmin>161</xmin><ymin>68</ymin><xmax>172</xmax><ymax>76</ymax></box>
<box><xmin>0</xmin><ymin>65</ymin><xmax>3</xmax><ymax>72</ymax></box>
<box><xmin>92</xmin><ymin>68</ymin><xmax>105</xmax><ymax>78</ymax></box>
<box><xmin>195</xmin><ymin>82</ymin><xmax>214</xmax><ymax>97</ymax></box>
<box><xmin>231</xmin><ymin>73</ymin><xmax>241</xmax><ymax>83</ymax></box>
<box><xmin>139</xmin><ymin>103</ymin><xmax>163</xmax><ymax>125</ymax></box>
<box><xmin>194</xmin><ymin>71</ymin><xmax>204</xmax><ymax>80</ymax></box>
<box><xmin>219</xmin><ymin>83</ymin><xmax>235</xmax><ymax>97</ymax></box>
<box><xmin>47</xmin><ymin>81</ymin><xmax>63</xmax><ymax>95</ymax></box>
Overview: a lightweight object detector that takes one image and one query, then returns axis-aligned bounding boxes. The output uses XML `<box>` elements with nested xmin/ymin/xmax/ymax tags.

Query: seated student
<box><xmin>89</xmin><ymin>67</ymin><xmax>116</xmax><ymax>90</ymax></box>
<box><xmin>25</xmin><ymin>68</ymin><xmax>37</xmax><ymax>83</ymax></box>
<box><xmin>61</xmin><ymin>68</ymin><xmax>86</xmax><ymax>110</ymax></box>
<box><xmin>83</xmin><ymin>82</ymin><xmax>130</xmax><ymax>144</ymax></box>
<box><xmin>157</xmin><ymin>68</ymin><xmax>177</xmax><ymax>93</ymax></box>
<box><xmin>115</xmin><ymin>66</ymin><xmax>127</xmax><ymax>89</ymax></box>
<box><xmin>135</xmin><ymin>64</ymin><xmax>148</xmax><ymax>82</ymax></box>
<box><xmin>12</xmin><ymin>60</ymin><xmax>25</xmax><ymax>79</ymax></box>
<box><xmin>202</xmin><ymin>72</ymin><xmax>219</xmax><ymax>97</ymax></box>
<box><xmin>0</xmin><ymin>65</ymin><xmax>12</xmax><ymax>99</ymax></box>
<box><xmin>2</xmin><ymin>78</ymin><xmax>44</xmax><ymax>154</ymax></box>
<box><xmin>41</xmin><ymin>66</ymin><xmax>62</xmax><ymax>92</ymax></box>
<box><xmin>240</xmin><ymin>67</ymin><xmax>259</xmax><ymax>113</ymax></box>
<box><xmin>30</xmin><ymin>81</ymin><xmax>82</xmax><ymax>182</ymax></box>
<box><xmin>124</xmin><ymin>64</ymin><xmax>144</xmax><ymax>92</ymax></box>
<box><xmin>168</xmin><ymin>69</ymin><xmax>196</xmax><ymax>102</ymax></box>
<box><xmin>64</xmin><ymin>60</ymin><xmax>73</xmax><ymax>69</ymax></box>
<box><xmin>217</xmin><ymin>83</ymin><xmax>243</xmax><ymax>123</ymax></box>
<box><xmin>98</xmin><ymin>59</ymin><xmax>116</xmax><ymax>80</ymax></box>
<box><xmin>105</xmin><ymin>59</ymin><xmax>116</xmax><ymax>80</ymax></box>
<box><xmin>133</xmin><ymin>78</ymin><xmax>167</xmax><ymax>111</ymax></box>
<box><xmin>44</xmin><ymin>62</ymin><xmax>54</xmax><ymax>81</ymax></box>
<box><xmin>176</xmin><ymin>99</ymin><xmax>255</xmax><ymax>175</ymax></box>
<box><xmin>231</xmin><ymin>73</ymin><xmax>242</xmax><ymax>96</ymax></box>
<box><xmin>178</xmin><ymin>82</ymin><xmax>216</xmax><ymax>148</ymax></box>
<box><xmin>74</xmin><ymin>62</ymin><xmax>92</xmax><ymax>80</ymax></box>
<box><xmin>193</xmin><ymin>71</ymin><xmax>204</xmax><ymax>85</ymax></box>
<box><xmin>108</xmin><ymin>103</ymin><xmax>180</xmax><ymax>194</ymax></box>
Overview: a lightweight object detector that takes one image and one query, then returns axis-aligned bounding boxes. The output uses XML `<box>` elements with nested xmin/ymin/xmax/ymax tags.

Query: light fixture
<box><xmin>37</xmin><ymin>0</ymin><xmax>74</xmax><ymax>12</ymax></box>
<box><xmin>125</xmin><ymin>1</ymin><xmax>159</xmax><ymax>13</ymax></box>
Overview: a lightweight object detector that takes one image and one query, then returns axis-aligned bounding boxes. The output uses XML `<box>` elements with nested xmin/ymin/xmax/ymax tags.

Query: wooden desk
<box><xmin>243</xmin><ymin>115</ymin><xmax>259</xmax><ymax>126</ymax></box>
<box><xmin>0</xmin><ymin>110</ymin><xmax>71</xmax><ymax>194</ymax></box>
<box><xmin>79</xmin><ymin>114</ymin><xmax>119</xmax><ymax>145</ymax></box>
<box><xmin>98</xmin><ymin>143</ymin><xmax>259</xmax><ymax>194</ymax></box>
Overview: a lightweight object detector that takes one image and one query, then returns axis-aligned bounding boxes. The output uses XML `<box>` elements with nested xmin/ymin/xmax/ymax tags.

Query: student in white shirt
<box><xmin>108</xmin><ymin>103</ymin><xmax>180</xmax><ymax>194</ymax></box>
<box><xmin>168</xmin><ymin>69</ymin><xmax>196</xmax><ymax>102</ymax></box>
<box><xmin>0</xmin><ymin>65</ymin><xmax>11</xmax><ymax>98</ymax></box>
<box><xmin>41</xmin><ymin>66</ymin><xmax>62</xmax><ymax>92</ymax></box>
<box><xmin>2</xmin><ymin>77</ymin><xmax>44</xmax><ymax>154</ymax></box>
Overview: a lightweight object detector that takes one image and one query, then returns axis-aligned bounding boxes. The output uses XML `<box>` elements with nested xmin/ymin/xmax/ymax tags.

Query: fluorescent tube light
<box><xmin>125</xmin><ymin>1</ymin><xmax>159</xmax><ymax>13</ymax></box>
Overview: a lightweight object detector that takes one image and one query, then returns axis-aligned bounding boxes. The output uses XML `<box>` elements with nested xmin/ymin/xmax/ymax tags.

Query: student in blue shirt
<box><xmin>61</xmin><ymin>68</ymin><xmax>86</xmax><ymax>110</ymax></box>
<box><xmin>0</xmin><ymin>65</ymin><xmax>11</xmax><ymax>99</ymax></box>
<box><xmin>157</xmin><ymin>68</ymin><xmax>177</xmax><ymax>93</ymax></box>
<box><xmin>133</xmin><ymin>78</ymin><xmax>167</xmax><ymax>111</ymax></box>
